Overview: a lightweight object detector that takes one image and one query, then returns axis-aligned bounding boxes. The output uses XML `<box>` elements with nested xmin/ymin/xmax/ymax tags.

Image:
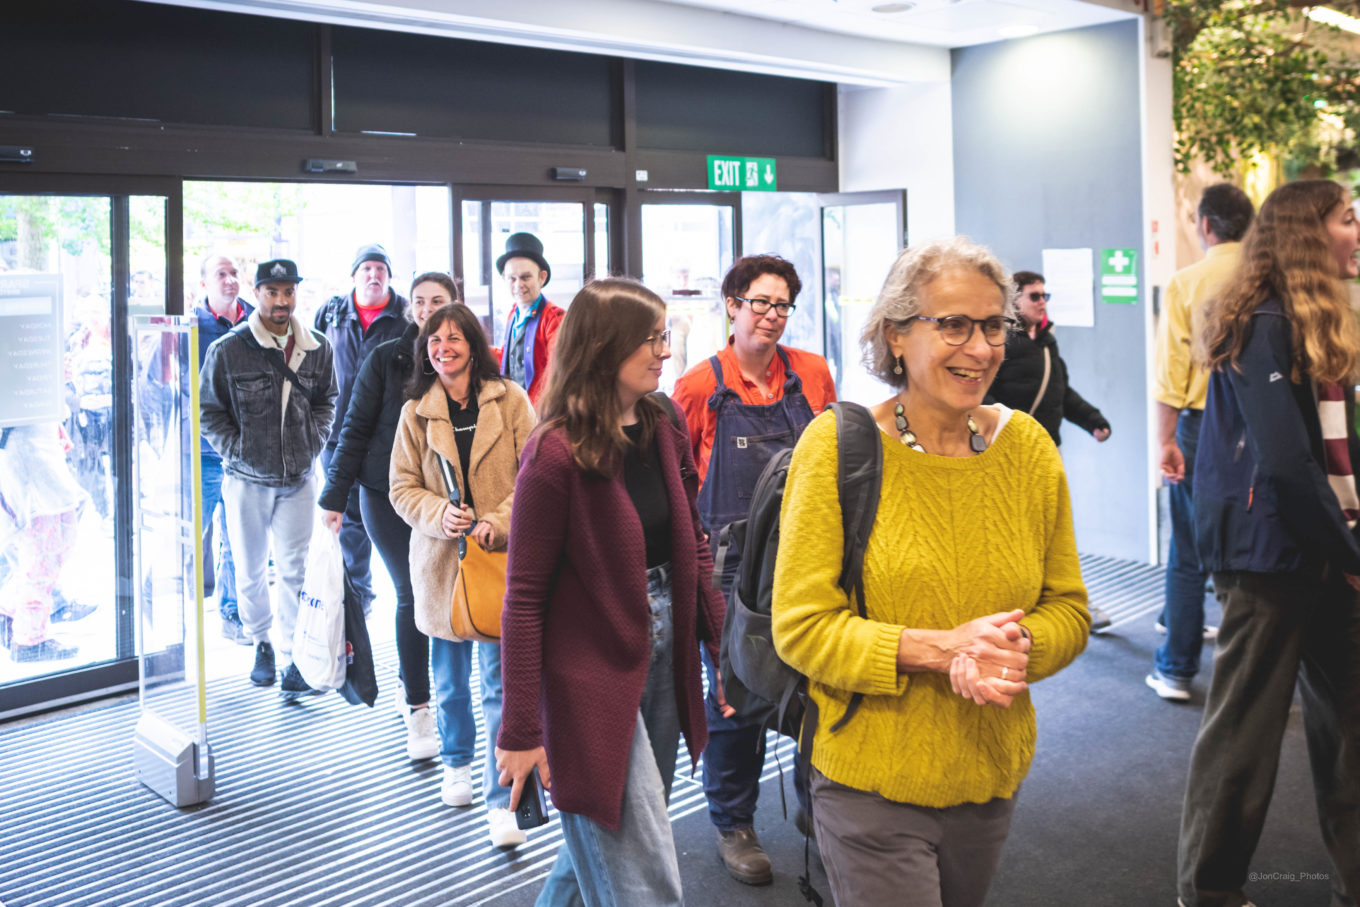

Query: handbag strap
<box><xmin>1029</xmin><ymin>347</ymin><xmax>1051</xmax><ymax>416</ymax></box>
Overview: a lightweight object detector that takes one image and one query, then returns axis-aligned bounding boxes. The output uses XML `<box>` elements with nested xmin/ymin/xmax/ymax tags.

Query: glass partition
<box><xmin>0</xmin><ymin>195</ymin><xmax>117</xmax><ymax>683</ymax></box>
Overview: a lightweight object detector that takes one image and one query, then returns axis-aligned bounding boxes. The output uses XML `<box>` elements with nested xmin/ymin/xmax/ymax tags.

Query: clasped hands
<box><xmin>945</xmin><ymin>608</ymin><xmax>1031</xmax><ymax>709</ymax></box>
<box><xmin>442</xmin><ymin>502</ymin><xmax>494</xmax><ymax>548</ymax></box>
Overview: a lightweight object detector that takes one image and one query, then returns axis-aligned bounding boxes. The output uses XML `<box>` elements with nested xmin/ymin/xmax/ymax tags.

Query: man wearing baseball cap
<box><xmin>496</xmin><ymin>232</ymin><xmax>563</xmax><ymax>404</ymax></box>
<box><xmin>201</xmin><ymin>259</ymin><xmax>338</xmax><ymax>697</ymax></box>
<box><xmin>314</xmin><ymin>243</ymin><xmax>409</xmax><ymax>614</ymax></box>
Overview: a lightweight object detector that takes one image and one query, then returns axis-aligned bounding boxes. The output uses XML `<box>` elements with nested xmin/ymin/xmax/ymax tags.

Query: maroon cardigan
<box><xmin>497</xmin><ymin>399</ymin><xmax>725</xmax><ymax>830</ymax></box>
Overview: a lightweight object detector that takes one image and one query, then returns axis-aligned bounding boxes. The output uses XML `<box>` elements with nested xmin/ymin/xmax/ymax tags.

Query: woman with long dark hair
<box><xmin>389</xmin><ymin>302</ymin><xmax>536</xmax><ymax>847</ymax></box>
<box><xmin>319</xmin><ymin>272</ymin><xmax>456</xmax><ymax>735</ymax></box>
<box><xmin>495</xmin><ymin>279</ymin><xmax>725</xmax><ymax>905</ymax></box>
<box><xmin>1182</xmin><ymin>179</ymin><xmax>1360</xmax><ymax>906</ymax></box>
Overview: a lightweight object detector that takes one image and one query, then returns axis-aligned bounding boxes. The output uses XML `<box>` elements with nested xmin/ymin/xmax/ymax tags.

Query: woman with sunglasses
<box><xmin>496</xmin><ymin>278</ymin><xmax>725</xmax><ymax>905</ymax></box>
<box><xmin>772</xmin><ymin>238</ymin><xmax>1090</xmax><ymax>907</ymax></box>
<box><xmin>986</xmin><ymin>270</ymin><xmax>1111</xmax><ymax>448</ymax></box>
<box><xmin>389</xmin><ymin>302</ymin><xmax>536</xmax><ymax>847</ymax></box>
<box><xmin>671</xmin><ymin>253</ymin><xmax>837</xmax><ymax>884</ymax></box>
<box><xmin>1178</xmin><ymin>179</ymin><xmax>1360</xmax><ymax>907</ymax></box>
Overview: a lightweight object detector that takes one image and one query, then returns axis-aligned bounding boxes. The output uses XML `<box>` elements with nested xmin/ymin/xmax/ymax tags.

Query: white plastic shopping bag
<box><xmin>293</xmin><ymin>523</ymin><xmax>347</xmax><ymax>691</ymax></box>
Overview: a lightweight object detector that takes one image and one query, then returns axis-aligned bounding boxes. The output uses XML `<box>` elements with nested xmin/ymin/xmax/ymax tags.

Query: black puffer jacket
<box><xmin>986</xmin><ymin>319</ymin><xmax>1108</xmax><ymax>446</ymax></box>
<box><xmin>318</xmin><ymin>321</ymin><xmax>417</xmax><ymax>511</ymax></box>
<box><xmin>315</xmin><ymin>290</ymin><xmax>409</xmax><ymax>451</ymax></box>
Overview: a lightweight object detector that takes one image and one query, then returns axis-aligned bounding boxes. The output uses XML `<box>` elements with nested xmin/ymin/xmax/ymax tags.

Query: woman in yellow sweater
<box><xmin>773</xmin><ymin>237</ymin><xmax>1090</xmax><ymax>906</ymax></box>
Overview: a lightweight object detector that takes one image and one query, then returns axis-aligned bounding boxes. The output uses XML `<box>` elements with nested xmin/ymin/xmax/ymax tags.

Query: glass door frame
<box><xmin>455</xmin><ymin>185</ymin><xmax>614</xmax><ymax>338</ymax></box>
<box><xmin>0</xmin><ymin>172</ymin><xmax>182</xmax><ymax>720</ymax></box>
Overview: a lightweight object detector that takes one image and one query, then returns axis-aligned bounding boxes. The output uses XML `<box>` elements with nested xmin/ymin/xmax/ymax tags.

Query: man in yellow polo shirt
<box><xmin>1147</xmin><ymin>184</ymin><xmax>1254</xmax><ymax>701</ymax></box>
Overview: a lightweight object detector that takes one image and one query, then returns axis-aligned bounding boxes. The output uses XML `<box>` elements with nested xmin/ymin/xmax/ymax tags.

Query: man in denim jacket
<box><xmin>200</xmin><ymin>259</ymin><xmax>338</xmax><ymax>694</ymax></box>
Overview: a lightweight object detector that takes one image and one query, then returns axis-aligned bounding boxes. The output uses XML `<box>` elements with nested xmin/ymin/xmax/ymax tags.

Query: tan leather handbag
<box><xmin>437</xmin><ymin>453</ymin><xmax>506</xmax><ymax>643</ymax></box>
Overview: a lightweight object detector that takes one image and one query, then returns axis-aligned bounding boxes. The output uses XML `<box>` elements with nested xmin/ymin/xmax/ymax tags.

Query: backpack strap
<box><xmin>826</xmin><ymin>401</ymin><xmax>882</xmax><ymax>732</ymax></box>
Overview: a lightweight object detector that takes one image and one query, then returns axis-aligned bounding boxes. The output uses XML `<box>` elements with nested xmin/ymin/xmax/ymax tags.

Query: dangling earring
<box><xmin>893</xmin><ymin>355</ymin><xmax>904</xmax><ymax>376</ymax></box>
<box><xmin>423</xmin><ymin>356</ymin><xmax>436</xmax><ymax>376</ymax></box>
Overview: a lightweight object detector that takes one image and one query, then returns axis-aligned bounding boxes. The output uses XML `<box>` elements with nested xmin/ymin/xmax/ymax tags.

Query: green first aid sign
<box><xmin>1100</xmin><ymin>248</ymin><xmax>1138</xmax><ymax>304</ymax></box>
<box><xmin>707</xmin><ymin>156</ymin><xmax>777</xmax><ymax>191</ymax></box>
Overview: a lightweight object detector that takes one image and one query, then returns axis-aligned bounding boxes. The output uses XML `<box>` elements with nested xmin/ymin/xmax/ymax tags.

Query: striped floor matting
<box><xmin>0</xmin><ymin>553</ymin><xmax>1161</xmax><ymax>907</ymax></box>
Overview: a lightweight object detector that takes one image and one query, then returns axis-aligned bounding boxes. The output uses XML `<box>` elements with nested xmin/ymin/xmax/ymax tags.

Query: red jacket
<box><xmin>500</xmin><ymin>298</ymin><xmax>564</xmax><ymax>405</ymax></box>
<box><xmin>498</xmin><ymin>400</ymin><xmax>725</xmax><ymax>829</ymax></box>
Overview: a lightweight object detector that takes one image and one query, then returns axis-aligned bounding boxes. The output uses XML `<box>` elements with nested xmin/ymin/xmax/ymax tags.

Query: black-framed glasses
<box><xmin>910</xmin><ymin>314</ymin><xmax>1015</xmax><ymax>347</ymax></box>
<box><xmin>645</xmin><ymin>330</ymin><xmax>672</xmax><ymax>354</ymax></box>
<box><xmin>1025</xmin><ymin>291</ymin><xmax>1052</xmax><ymax>302</ymax></box>
<box><xmin>733</xmin><ymin>296</ymin><xmax>796</xmax><ymax>318</ymax></box>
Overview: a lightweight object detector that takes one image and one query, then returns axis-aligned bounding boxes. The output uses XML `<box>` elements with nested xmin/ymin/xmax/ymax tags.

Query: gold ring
<box><xmin>1001</xmin><ymin>666</ymin><xmax>1009</xmax><ymax>680</ymax></box>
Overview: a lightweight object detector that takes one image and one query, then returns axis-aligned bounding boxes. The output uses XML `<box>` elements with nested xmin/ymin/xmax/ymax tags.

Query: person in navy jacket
<box><xmin>1179</xmin><ymin>179</ymin><xmax>1360</xmax><ymax>907</ymax></box>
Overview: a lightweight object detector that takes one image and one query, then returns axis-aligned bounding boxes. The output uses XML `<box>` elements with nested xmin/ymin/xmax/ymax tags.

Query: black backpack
<box><xmin>716</xmin><ymin>400</ymin><xmax>883</xmax><ymax>745</ymax></box>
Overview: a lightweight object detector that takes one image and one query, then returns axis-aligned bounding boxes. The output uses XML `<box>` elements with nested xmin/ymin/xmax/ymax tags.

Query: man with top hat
<box><xmin>314</xmin><ymin>243</ymin><xmax>409</xmax><ymax>614</ymax></box>
<box><xmin>201</xmin><ymin>259</ymin><xmax>338</xmax><ymax>697</ymax></box>
<box><xmin>497</xmin><ymin>232</ymin><xmax>564</xmax><ymax>405</ymax></box>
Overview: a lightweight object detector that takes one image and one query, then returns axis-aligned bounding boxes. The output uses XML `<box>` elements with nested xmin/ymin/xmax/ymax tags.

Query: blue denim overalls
<box><xmin>697</xmin><ymin>345</ymin><xmax>816</xmax><ymax>830</ymax></box>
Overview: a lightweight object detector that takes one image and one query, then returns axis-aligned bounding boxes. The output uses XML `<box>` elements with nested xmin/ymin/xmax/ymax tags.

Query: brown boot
<box><xmin>717</xmin><ymin>827</ymin><xmax>773</xmax><ymax>885</ymax></box>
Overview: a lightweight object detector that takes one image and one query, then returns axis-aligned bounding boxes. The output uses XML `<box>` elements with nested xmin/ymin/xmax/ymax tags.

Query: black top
<box><xmin>446</xmin><ymin>393</ymin><xmax>479</xmax><ymax>511</ymax></box>
<box><xmin>621</xmin><ymin>422</ymin><xmax>671</xmax><ymax>568</ymax></box>
<box><xmin>984</xmin><ymin>319</ymin><xmax>1109</xmax><ymax>446</ymax></box>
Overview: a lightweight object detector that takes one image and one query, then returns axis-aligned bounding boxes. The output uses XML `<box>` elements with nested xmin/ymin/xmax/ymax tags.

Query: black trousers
<box><xmin>1178</xmin><ymin>569</ymin><xmax>1360</xmax><ymax>907</ymax></box>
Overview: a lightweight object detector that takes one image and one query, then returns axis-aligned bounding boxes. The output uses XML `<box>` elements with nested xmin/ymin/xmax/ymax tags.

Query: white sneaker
<box><xmin>1155</xmin><ymin>621</ymin><xmax>1220</xmax><ymax>640</ymax></box>
<box><xmin>1146</xmin><ymin>668</ymin><xmax>1192</xmax><ymax>702</ymax></box>
<box><xmin>441</xmin><ymin>764</ymin><xmax>474</xmax><ymax>807</ymax></box>
<box><xmin>405</xmin><ymin>706</ymin><xmax>439</xmax><ymax>761</ymax></box>
<box><xmin>488</xmin><ymin>807</ymin><xmax>527</xmax><ymax>848</ymax></box>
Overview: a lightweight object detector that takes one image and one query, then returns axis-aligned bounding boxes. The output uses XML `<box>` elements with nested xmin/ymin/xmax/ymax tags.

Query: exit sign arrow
<box><xmin>707</xmin><ymin>155</ymin><xmax>777</xmax><ymax>191</ymax></box>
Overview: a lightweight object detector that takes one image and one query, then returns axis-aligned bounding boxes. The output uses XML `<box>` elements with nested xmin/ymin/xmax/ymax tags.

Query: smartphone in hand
<box><xmin>516</xmin><ymin>766</ymin><xmax>550</xmax><ymax>830</ymax></box>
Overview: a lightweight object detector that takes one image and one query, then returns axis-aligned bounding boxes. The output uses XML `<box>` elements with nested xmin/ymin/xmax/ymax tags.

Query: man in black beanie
<box><xmin>314</xmin><ymin>243</ymin><xmax>409</xmax><ymax>615</ymax></box>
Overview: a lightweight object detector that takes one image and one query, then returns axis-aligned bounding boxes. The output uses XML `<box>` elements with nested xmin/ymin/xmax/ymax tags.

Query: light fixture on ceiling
<box><xmin>1308</xmin><ymin>7</ymin><xmax>1360</xmax><ymax>35</ymax></box>
<box><xmin>871</xmin><ymin>2</ymin><xmax>916</xmax><ymax>12</ymax></box>
<box><xmin>998</xmin><ymin>24</ymin><xmax>1041</xmax><ymax>38</ymax></box>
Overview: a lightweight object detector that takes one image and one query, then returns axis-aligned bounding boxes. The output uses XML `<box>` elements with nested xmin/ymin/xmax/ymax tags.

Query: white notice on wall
<box><xmin>1040</xmin><ymin>248</ymin><xmax>1095</xmax><ymax>328</ymax></box>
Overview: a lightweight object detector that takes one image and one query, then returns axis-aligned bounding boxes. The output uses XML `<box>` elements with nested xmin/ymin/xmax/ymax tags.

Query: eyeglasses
<box><xmin>910</xmin><ymin>314</ymin><xmax>1015</xmax><ymax>347</ymax></box>
<box><xmin>733</xmin><ymin>296</ymin><xmax>796</xmax><ymax>318</ymax></box>
<box><xmin>644</xmin><ymin>330</ymin><xmax>672</xmax><ymax>354</ymax></box>
<box><xmin>1025</xmin><ymin>291</ymin><xmax>1052</xmax><ymax>303</ymax></box>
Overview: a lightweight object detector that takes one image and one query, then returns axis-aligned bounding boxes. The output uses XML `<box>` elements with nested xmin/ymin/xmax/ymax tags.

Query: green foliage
<box><xmin>1167</xmin><ymin>0</ymin><xmax>1360</xmax><ymax>176</ymax></box>
<box><xmin>0</xmin><ymin>195</ymin><xmax>110</xmax><ymax>267</ymax></box>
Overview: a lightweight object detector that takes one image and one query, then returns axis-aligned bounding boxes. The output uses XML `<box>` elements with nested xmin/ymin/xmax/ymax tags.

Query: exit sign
<box><xmin>707</xmin><ymin>155</ymin><xmax>777</xmax><ymax>191</ymax></box>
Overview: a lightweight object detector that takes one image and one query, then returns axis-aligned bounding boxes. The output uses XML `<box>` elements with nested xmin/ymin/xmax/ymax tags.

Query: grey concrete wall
<box><xmin>952</xmin><ymin>19</ymin><xmax>1150</xmax><ymax>562</ymax></box>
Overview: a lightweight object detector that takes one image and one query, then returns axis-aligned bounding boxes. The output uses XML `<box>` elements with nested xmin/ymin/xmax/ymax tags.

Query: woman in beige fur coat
<box><xmin>389</xmin><ymin>302</ymin><xmax>536</xmax><ymax>847</ymax></box>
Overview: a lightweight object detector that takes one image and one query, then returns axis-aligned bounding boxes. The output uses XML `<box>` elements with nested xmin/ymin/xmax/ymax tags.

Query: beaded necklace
<box><xmin>894</xmin><ymin>402</ymin><xmax>987</xmax><ymax>454</ymax></box>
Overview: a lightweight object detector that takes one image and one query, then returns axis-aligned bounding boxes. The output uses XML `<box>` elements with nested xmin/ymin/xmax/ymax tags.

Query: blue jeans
<box><xmin>1156</xmin><ymin>409</ymin><xmax>1209</xmax><ymax>680</ymax></box>
<box><xmin>431</xmin><ymin>637</ymin><xmax>508</xmax><ymax>810</ymax></box>
<box><xmin>536</xmin><ymin>565</ymin><xmax>684</xmax><ymax>907</ymax></box>
<box><xmin>200</xmin><ymin>455</ymin><xmax>237</xmax><ymax>619</ymax></box>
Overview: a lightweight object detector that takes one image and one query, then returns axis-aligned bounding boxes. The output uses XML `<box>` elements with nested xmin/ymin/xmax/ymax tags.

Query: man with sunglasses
<box><xmin>986</xmin><ymin>270</ymin><xmax>1112</xmax><ymax>629</ymax></box>
<box><xmin>672</xmin><ymin>254</ymin><xmax>837</xmax><ymax>886</ymax></box>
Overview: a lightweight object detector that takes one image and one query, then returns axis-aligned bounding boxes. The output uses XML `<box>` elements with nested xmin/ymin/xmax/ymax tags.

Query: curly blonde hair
<box><xmin>1199</xmin><ymin>179</ymin><xmax>1360</xmax><ymax>385</ymax></box>
<box><xmin>859</xmin><ymin>237</ymin><xmax>1016</xmax><ymax>389</ymax></box>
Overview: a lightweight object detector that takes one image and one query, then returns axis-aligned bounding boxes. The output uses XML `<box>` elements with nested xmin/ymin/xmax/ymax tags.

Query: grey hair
<box><xmin>859</xmin><ymin>236</ymin><xmax>1017</xmax><ymax>389</ymax></box>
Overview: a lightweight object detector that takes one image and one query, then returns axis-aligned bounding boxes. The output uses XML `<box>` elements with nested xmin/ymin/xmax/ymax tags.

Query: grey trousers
<box><xmin>1178</xmin><ymin>570</ymin><xmax>1360</xmax><ymax>907</ymax></box>
<box><xmin>810</xmin><ymin>767</ymin><xmax>1016</xmax><ymax>907</ymax></box>
<box><xmin>222</xmin><ymin>472</ymin><xmax>315</xmax><ymax>661</ymax></box>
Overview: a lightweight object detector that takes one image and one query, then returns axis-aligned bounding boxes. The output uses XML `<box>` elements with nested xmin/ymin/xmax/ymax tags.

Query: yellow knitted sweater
<box><xmin>772</xmin><ymin>407</ymin><xmax>1089</xmax><ymax>808</ymax></box>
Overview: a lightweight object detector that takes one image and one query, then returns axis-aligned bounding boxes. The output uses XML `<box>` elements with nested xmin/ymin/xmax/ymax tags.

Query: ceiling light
<box><xmin>999</xmin><ymin>24</ymin><xmax>1041</xmax><ymax>38</ymax></box>
<box><xmin>1308</xmin><ymin>7</ymin><xmax>1360</xmax><ymax>35</ymax></box>
<box><xmin>872</xmin><ymin>2</ymin><xmax>915</xmax><ymax>11</ymax></box>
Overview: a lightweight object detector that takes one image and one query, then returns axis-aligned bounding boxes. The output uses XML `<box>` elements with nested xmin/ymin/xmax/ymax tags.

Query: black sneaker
<box><xmin>11</xmin><ymin>638</ymin><xmax>80</xmax><ymax>663</ymax></box>
<box><xmin>220</xmin><ymin>616</ymin><xmax>251</xmax><ymax>646</ymax></box>
<box><xmin>250</xmin><ymin>641</ymin><xmax>276</xmax><ymax>686</ymax></box>
<box><xmin>279</xmin><ymin>663</ymin><xmax>323</xmax><ymax>702</ymax></box>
